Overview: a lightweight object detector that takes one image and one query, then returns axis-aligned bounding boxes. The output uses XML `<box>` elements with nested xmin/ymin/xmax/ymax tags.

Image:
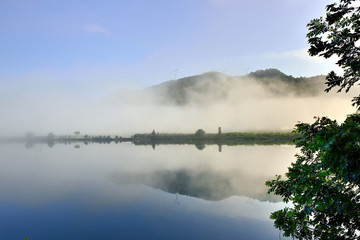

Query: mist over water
<box><xmin>0</xmin><ymin>70</ymin><xmax>356</xmax><ymax>137</ymax></box>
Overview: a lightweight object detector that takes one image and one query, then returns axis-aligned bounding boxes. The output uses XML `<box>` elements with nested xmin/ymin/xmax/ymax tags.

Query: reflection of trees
<box><xmin>46</xmin><ymin>132</ymin><xmax>55</xmax><ymax>148</ymax></box>
<box><xmin>25</xmin><ymin>142</ymin><xmax>35</xmax><ymax>149</ymax></box>
<box><xmin>194</xmin><ymin>142</ymin><xmax>205</xmax><ymax>150</ymax></box>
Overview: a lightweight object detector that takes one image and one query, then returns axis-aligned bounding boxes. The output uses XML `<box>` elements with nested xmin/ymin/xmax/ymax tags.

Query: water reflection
<box><xmin>0</xmin><ymin>143</ymin><xmax>295</xmax><ymax>239</ymax></box>
<box><xmin>110</xmin><ymin>168</ymin><xmax>281</xmax><ymax>202</ymax></box>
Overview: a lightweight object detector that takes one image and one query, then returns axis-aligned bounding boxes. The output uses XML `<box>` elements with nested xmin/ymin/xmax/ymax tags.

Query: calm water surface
<box><xmin>0</xmin><ymin>143</ymin><xmax>295</xmax><ymax>239</ymax></box>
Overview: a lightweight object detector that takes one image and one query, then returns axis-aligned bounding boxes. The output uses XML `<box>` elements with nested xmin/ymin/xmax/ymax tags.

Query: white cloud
<box><xmin>262</xmin><ymin>48</ymin><xmax>343</xmax><ymax>76</ymax></box>
<box><xmin>83</xmin><ymin>24</ymin><xmax>109</xmax><ymax>34</ymax></box>
<box><xmin>213</xmin><ymin>48</ymin><xmax>342</xmax><ymax>78</ymax></box>
<box><xmin>157</xmin><ymin>47</ymin><xmax>343</xmax><ymax>79</ymax></box>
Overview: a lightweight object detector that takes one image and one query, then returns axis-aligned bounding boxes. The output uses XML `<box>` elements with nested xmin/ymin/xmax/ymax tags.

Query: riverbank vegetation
<box><xmin>132</xmin><ymin>129</ymin><xmax>298</xmax><ymax>146</ymax></box>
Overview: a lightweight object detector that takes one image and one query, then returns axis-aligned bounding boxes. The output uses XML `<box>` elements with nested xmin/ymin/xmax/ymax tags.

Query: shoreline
<box><xmin>0</xmin><ymin>131</ymin><xmax>299</xmax><ymax>149</ymax></box>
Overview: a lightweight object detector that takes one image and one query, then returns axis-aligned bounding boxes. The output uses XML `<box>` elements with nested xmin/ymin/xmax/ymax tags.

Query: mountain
<box><xmin>145</xmin><ymin>69</ymin><xmax>326</xmax><ymax>106</ymax></box>
<box><xmin>248</xmin><ymin>69</ymin><xmax>325</xmax><ymax>96</ymax></box>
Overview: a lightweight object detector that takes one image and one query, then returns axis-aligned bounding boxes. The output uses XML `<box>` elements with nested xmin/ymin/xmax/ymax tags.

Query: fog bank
<box><xmin>0</xmin><ymin>70</ymin><xmax>356</xmax><ymax>137</ymax></box>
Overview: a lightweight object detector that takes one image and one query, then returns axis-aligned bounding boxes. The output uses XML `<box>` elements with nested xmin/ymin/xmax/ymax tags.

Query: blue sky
<box><xmin>2</xmin><ymin>0</ymin><xmax>351</xmax><ymax>136</ymax></box>
<box><xmin>1</xmin><ymin>0</ymin><xmax>337</xmax><ymax>86</ymax></box>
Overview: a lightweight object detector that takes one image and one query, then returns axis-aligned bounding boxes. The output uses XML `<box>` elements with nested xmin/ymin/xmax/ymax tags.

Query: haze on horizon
<box><xmin>0</xmin><ymin>0</ymin><xmax>355</xmax><ymax>137</ymax></box>
<box><xmin>1</xmin><ymin>69</ymin><xmax>356</xmax><ymax>137</ymax></box>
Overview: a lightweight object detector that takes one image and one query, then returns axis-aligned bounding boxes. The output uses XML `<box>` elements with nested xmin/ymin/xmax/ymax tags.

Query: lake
<box><xmin>0</xmin><ymin>142</ymin><xmax>296</xmax><ymax>239</ymax></box>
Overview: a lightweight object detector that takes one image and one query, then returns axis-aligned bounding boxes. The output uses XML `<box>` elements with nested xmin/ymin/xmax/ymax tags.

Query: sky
<box><xmin>1</xmin><ymin>0</ymin><xmax>338</xmax><ymax>86</ymax></box>
<box><xmin>0</xmin><ymin>0</ymin><xmax>350</xmax><ymax>136</ymax></box>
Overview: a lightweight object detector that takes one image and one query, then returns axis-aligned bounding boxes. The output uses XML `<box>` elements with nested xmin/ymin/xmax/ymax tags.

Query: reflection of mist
<box><xmin>0</xmin><ymin>142</ymin><xmax>295</xmax><ymax>207</ymax></box>
<box><xmin>0</xmin><ymin>142</ymin><xmax>294</xmax><ymax>239</ymax></box>
<box><xmin>110</xmin><ymin>168</ymin><xmax>281</xmax><ymax>202</ymax></box>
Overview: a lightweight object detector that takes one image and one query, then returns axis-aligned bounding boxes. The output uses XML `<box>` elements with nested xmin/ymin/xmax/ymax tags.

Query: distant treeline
<box><xmin>0</xmin><ymin>130</ymin><xmax>299</xmax><ymax>150</ymax></box>
<box><xmin>132</xmin><ymin>130</ymin><xmax>299</xmax><ymax>147</ymax></box>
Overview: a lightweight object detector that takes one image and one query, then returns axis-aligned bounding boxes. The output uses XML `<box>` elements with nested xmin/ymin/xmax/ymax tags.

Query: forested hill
<box><xmin>146</xmin><ymin>68</ymin><xmax>326</xmax><ymax>106</ymax></box>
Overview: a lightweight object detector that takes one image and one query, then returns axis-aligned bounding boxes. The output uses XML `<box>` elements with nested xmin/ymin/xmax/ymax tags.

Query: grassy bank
<box><xmin>132</xmin><ymin>131</ymin><xmax>299</xmax><ymax>146</ymax></box>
